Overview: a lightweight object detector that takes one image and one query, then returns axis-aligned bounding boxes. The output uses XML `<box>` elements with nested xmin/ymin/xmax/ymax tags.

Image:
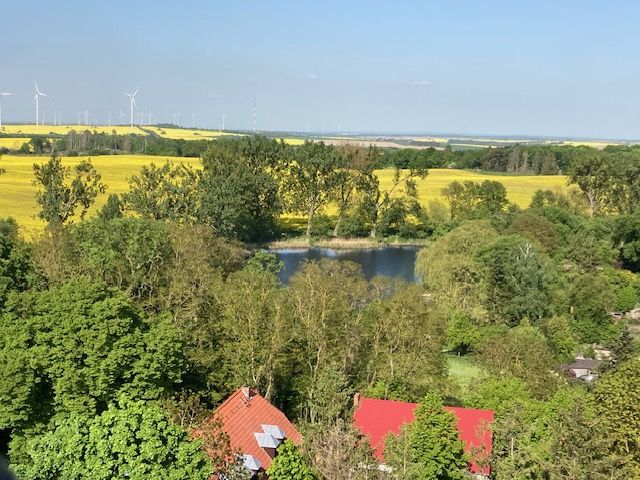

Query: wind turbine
<box><xmin>124</xmin><ymin>87</ymin><xmax>139</xmax><ymax>128</ymax></box>
<box><xmin>0</xmin><ymin>92</ymin><xmax>13</xmax><ymax>130</ymax></box>
<box><xmin>33</xmin><ymin>82</ymin><xmax>48</xmax><ymax>130</ymax></box>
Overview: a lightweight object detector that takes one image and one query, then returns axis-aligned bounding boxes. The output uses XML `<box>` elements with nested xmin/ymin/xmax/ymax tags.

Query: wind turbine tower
<box><xmin>252</xmin><ymin>97</ymin><xmax>257</xmax><ymax>133</ymax></box>
<box><xmin>124</xmin><ymin>87</ymin><xmax>139</xmax><ymax>128</ymax></box>
<box><xmin>33</xmin><ymin>82</ymin><xmax>48</xmax><ymax>131</ymax></box>
<box><xmin>0</xmin><ymin>92</ymin><xmax>13</xmax><ymax>130</ymax></box>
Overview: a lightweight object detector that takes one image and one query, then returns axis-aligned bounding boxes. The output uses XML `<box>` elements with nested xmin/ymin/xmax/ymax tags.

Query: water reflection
<box><xmin>271</xmin><ymin>246</ymin><xmax>420</xmax><ymax>284</ymax></box>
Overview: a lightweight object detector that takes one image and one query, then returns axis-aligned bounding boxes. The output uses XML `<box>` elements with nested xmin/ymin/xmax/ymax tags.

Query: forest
<box><xmin>0</xmin><ymin>135</ymin><xmax>639</xmax><ymax>479</ymax></box>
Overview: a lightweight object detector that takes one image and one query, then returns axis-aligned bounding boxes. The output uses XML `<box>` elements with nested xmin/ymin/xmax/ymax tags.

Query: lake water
<box><xmin>271</xmin><ymin>246</ymin><xmax>421</xmax><ymax>284</ymax></box>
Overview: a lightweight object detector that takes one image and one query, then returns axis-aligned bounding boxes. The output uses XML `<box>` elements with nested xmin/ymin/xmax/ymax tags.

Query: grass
<box><xmin>446</xmin><ymin>354</ymin><xmax>486</xmax><ymax>393</ymax></box>
<box><xmin>266</xmin><ymin>236</ymin><xmax>430</xmax><ymax>250</ymax></box>
<box><xmin>0</xmin><ymin>154</ymin><xmax>571</xmax><ymax>235</ymax></box>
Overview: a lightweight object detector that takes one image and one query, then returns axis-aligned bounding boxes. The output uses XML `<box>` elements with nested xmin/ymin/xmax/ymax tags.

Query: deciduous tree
<box><xmin>10</xmin><ymin>399</ymin><xmax>211</xmax><ymax>480</ymax></box>
<box><xmin>266</xmin><ymin>440</ymin><xmax>315</xmax><ymax>480</ymax></box>
<box><xmin>32</xmin><ymin>155</ymin><xmax>105</xmax><ymax>226</ymax></box>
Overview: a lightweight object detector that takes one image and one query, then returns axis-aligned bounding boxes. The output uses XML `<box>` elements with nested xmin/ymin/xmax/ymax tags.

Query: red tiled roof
<box><xmin>353</xmin><ymin>396</ymin><xmax>493</xmax><ymax>476</ymax></box>
<box><xmin>210</xmin><ymin>388</ymin><xmax>302</xmax><ymax>471</ymax></box>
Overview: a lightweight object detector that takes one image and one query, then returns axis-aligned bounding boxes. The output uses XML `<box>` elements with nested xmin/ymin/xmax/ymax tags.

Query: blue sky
<box><xmin>1</xmin><ymin>0</ymin><xmax>639</xmax><ymax>138</ymax></box>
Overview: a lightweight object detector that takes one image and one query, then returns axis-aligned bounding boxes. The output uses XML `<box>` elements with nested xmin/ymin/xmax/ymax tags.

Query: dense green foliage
<box><xmin>32</xmin><ymin>155</ymin><xmax>106</xmax><ymax>226</ymax></box>
<box><xmin>11</xmin><ymin>399</ymin><xmax>211</xmax><ymax>480</ymax></box>
<box><xmin>266</xmin><ymin>440</ymin><xmax>315</xmax><ymax>480</ymax></box>
<box><xmin>2</xmin><ymin>136</ymin><xmax>640</xmax><ymax>478</ymax></box>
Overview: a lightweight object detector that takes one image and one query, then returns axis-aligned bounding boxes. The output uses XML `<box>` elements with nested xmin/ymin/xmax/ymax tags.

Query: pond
<box><xmin>271</xmin><ymin>246</ymin><xmax>421</xmax><ymax>284</ymax></box>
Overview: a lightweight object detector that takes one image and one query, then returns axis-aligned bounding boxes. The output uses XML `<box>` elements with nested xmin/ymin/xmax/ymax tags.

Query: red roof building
<box><xmin>203</xmin><ymin>387</ymin><xmax>302</xmax><ymax>477</ymax></box>
<box><xmin>353</xmin><ymin>395</ymin><xmax>494</xmax><ymax>477</ymax></box>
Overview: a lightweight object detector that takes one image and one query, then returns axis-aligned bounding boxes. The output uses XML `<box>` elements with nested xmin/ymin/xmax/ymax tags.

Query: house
<box><xmin>199</xmin><ymin>387</ymin><xmax>302</xmax><ymax>478</ymax></box>
<box><xmin>353</xmin><ymin>395</ymin><xmax>494</xmax><ymax>479</ymax></box>
<box><xmin>565</xmin><ymin>358</ymin><xmax>601</xmax><ymax>380</ymax></box>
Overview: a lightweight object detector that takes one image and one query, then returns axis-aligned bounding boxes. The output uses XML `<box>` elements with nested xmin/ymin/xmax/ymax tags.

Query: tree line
<box><xmin>5</xmin><ymin>129</ymin><xmax>640</xmax><ymax>177</ymax></box>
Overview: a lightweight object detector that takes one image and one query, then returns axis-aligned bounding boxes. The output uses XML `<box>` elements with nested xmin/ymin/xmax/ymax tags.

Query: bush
<box><xmin>309</xmin><ymin>214</ymin><xmax>333</xmax><ymax>238</ymax></box>
<box><xmin>336</xmin><ymin>215</ymin><xmax>368</xmax><ymax>238</ymax></box>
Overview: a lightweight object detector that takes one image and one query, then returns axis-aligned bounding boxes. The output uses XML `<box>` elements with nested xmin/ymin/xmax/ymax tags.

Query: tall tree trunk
<box><xmin>332</xmin><ymin>213</ymin><xmax>343</xmax><ymax>237</ymax></box>
<box><xmin>306</xmin><ymin>198</ymin><xmax>316</xmax><ymax>238</ymax></box>
<box><xmin>370</xmin><ymin>206</ymin><xmax>379</xmax><ymax>238</ymax></box>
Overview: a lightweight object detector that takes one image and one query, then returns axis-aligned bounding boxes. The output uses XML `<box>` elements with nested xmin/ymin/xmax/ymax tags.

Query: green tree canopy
<box><xmin>593</xmin><ymin>358</ymin><xmax>640</xmax><ymax>471</ymax></box>
<box><xmin>0</xmin><ymin>278</ymin><xmax>185</xmax><ymax>431</ymax></box>
<box><xmin>477</xmin><ymin>235</ymin><xmax>551</xmax><ymax>325</ymax></box>
<box><xmin>266</xmin><ymin>440</ymin><xmax>315</xmax><ymax>480</ymax></box>
<box><xmin>282</xmin><ymin>140</ymin><xmax>341</xmax><ymax>237</ymax></box>
<box><xmin>198</xmin><ymin>137</ymin><xmax>283</xmax><ymax>241</ymax></box>
<box><xmin>123</xmin><ymin>161</ymin><xmax>200</xmax><ymax>222</ymax></box>
<box><xmin>32</xmin><ymin>155</ymin><xmax>106</xmax><ymax>226</ymax></box>
<box><xmin>442</xmin><ymin>180</ymin><xmax>508</xmax><ymax>220</ymax></box>
<box><xmin>10</xmin><ymin>399</ymin><xmax>211</xmax><ymax>480</ymax></box>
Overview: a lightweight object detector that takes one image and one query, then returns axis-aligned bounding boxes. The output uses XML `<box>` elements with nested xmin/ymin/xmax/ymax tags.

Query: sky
<box><xmin>1</xmin><ymin>0</ymin><xmax>640</xmax><ymax>138</ymax></box>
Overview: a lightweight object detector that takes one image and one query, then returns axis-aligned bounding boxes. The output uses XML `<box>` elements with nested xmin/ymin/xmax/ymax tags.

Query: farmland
<box><xmin>143</xmin><ymin>126</ymin><xmax>242</xmax><ymax>140</ymax></box>
<box><xmin>0</xmin><ymin>153</ymin><xmax>571</xmax><ymax>234</ymax></box>
<box><xmin>0</xmin><ymin>124</ymin><xmax>148</xmax><ymax>136</ymax></box>
<box><xmin>0</xmin><ymin>137</ymin><xmax>30</xmax><ymax>149</ymax></box>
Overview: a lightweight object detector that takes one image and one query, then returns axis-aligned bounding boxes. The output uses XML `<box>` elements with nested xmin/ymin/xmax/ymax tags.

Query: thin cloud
<box><xmin>305</xmin><ymin>73</ymin><xmax>319</xmax><ymax>80</ymax></box>
<box><xmin>412</xmin><ymin>80</ymin><xmax>431</xmax><ymax>86</ymax></box>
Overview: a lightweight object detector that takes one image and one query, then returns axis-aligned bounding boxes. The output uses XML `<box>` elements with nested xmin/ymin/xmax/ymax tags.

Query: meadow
<box><xmin>0</xmin><ymin>154</ymin><xmax>570</xmax><ymax>234</ymax></box>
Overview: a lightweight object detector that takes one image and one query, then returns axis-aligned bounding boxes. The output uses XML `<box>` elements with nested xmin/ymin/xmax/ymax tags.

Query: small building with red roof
<box><xmin>203</xmin><ymin>387</ymin><xmax>302</xmax><ymax>477</ymax></box>
<box><xmin>353</xmin><ymin>395</ymin><xmax>494</xmax><ymax>478</ymax></box>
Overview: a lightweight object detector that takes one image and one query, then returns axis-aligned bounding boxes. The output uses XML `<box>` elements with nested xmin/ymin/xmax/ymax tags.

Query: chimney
<box><xmin>353</xmin><ymin>393</ymin><xmax>361</xmax><ymax>408</ymax></box>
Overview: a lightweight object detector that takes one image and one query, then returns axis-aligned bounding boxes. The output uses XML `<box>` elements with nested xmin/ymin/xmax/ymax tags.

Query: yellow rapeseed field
<box><xmin>0</xmin><ymin>154</ymin><xmax>200</xmax><ymax>232</ymax></box>
<box><xmin>561</xmin><ymin>140</ymin><xmax>621</xmax><ymax>149</ymax></box>
<box><xmin>144</xmin><ymin>126</ymin><xmax>243</xmax><ymax>140</ymax></box>
<box><xmin>0</xmin><ymin>138</ymin><xmax>30</xmax><ymax>149</ymax></box>
<box><xmin>0</xmin><ymin>154</ymin><xmax>570</xmax><ymax>235</ymax></box>
<box><xmin>1</xmin><ymin>124</ymin><xmax>148</xmax><ymax>136</ymax></box>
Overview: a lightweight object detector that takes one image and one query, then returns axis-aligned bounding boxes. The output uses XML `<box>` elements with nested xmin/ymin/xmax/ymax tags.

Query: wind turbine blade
<box><xmin>133</xmin><ymin>87</ymin><xmax>140</xmax><ymax>96</ymax></box>
<box><xmin>0</xmin><ymin>93</ymin><xmax>13</xmax><ymax>96</ymax></box>
<box><xmin>132</xmin><ymin>98</ymin><xmax>137</xmax><ymax>107</ymax></box>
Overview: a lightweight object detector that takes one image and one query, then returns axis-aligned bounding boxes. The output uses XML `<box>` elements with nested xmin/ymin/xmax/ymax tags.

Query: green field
<box><xmin>0</xmin><ymin>154</ymin><xmax>571</xmax><ymax>234</ymax></box>
<box><xmin>446</xmin><ymin>355</ymin><xmax>487</xmax><ymax>393</ymax></box>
